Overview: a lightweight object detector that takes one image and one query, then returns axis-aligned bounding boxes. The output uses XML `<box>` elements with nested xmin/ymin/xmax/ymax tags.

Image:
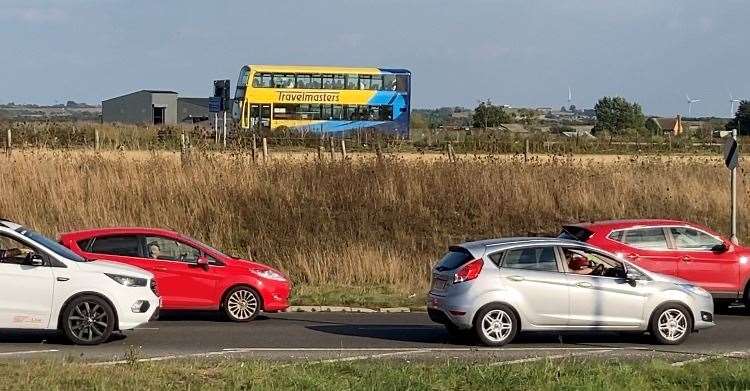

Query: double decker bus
<box><xmin>233</xmin><ymin>65</ymin><xmax>410</xmax><ymax>136</ymax></box>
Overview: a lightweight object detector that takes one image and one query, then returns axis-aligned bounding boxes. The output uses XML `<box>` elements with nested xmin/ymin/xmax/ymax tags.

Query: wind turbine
<box><xmin>567</xmin><ymin>86</ymin><xmax>573</xmax><ymax>104</ymax></box>
<box><xmin>686</xmin><ymin>94</ymin><xmax>701</xmax><ymax>117</ymax></box>
<box><xmin>730</xmin><ymin>93</ymin><xmax>741</xmax><ymax>117</ymax></box>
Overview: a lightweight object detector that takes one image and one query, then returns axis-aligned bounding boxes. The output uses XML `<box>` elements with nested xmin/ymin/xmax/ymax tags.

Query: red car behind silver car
<box><xmin>560</xmin><ymin>219</ymin><xmax>750</xmax><ymax>309</ymax></box>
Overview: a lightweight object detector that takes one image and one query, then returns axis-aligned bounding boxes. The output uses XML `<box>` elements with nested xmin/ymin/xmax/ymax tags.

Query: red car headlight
<box><xmin>250</xmin><ymin>268</ymin><xmax>287</xmax><ymax>282</ymax></box>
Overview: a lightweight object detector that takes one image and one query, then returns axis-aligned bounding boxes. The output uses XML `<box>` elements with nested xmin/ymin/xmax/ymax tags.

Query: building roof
<box><xmin>142</xmin><ymin>90</ymin><xmax>178</xmax><ymax>94</ymax></box>
<box><xmin>102</xmin><ymin>90</ymin><xmax>178</xmax><ymax>103</ymax></box>
<box><xmin>648</xmin><ymin>116</ymin><xmax>683</xmax><ymax>132</ymax></box>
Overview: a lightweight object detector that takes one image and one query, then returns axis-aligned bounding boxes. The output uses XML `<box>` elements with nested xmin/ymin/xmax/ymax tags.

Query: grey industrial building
<box><xmin>102</xmin><ymin>90</ymin><xmax>209</xmax><ymax>125</ymax></box>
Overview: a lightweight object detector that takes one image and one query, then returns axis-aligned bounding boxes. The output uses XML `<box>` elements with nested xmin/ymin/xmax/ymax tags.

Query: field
<box><xmin>0</xmin><ymin>148</ymin><xmax>743</xmax><ymax>305</ymax></box>
<box><xmin>0</xmin><ymin>358</ymin><xmax>748</xmax><ymax>390</ymax></box>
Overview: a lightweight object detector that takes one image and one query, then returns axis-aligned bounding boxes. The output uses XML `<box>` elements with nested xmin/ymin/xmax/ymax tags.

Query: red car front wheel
<box><xmin>222</xmin><ymin>286</ymin><xmax>261</xmax><ymax>322</ymax></box>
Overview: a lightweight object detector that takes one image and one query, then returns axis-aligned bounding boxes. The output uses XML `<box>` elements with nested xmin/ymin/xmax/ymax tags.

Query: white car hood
<box><xmin>79</xmin><ymin>259</ymin><xmax>153</xmax><ymax>279</ymax></box>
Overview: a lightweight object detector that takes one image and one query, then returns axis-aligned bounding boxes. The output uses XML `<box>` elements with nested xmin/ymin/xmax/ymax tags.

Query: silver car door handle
<box><xmin>576</xmin><ymin>282</ymin><xmax>593</xmax><ymax>288</ymax></box>
<box><xmin>507</xmin><ymin>275</ymin><xmax>525</xmax><ymax>281</ymax></box>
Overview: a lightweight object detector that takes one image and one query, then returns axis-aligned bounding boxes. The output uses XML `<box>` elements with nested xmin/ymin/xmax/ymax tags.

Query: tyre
<box><xmin>61</xmin><ymin>295</ymin><xmax>115</xmax><ymax>345</ymax></box>
<box><xmin>650</xmin><ymin>303</ymin><xmax>692</xmax><ymax>345</ymax></box>
<box><xmin>474</xmin><ymin>304</ymin><xmax>519</xmax><ymax>347</ymax></box>
<box><xmin>222</xmin><ymin>286</ymin><xmax>261</xmax><ymax>322</ymax></box>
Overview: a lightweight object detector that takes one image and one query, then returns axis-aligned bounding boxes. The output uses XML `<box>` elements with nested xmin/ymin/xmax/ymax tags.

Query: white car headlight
<box><xmin>106</xmin><ymin>273</ymin><xmax>148</xmax><ymax>287</ymax></box>
<box><xmin>250</xmin><ymin>268</ymin><xmax>287</xmax><ymax>282</ymax></box>
<box><xmin>678</xmin><ymin>283</ymin><xmax>712</xmax><ymax>298</ymax></box>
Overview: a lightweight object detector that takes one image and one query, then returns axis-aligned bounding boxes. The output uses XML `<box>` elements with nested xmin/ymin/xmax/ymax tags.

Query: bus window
<box><xmin>310</xmin><ymin>75</ymin><xmax>323</xmax><ymax>89</ymax></box>
<box><xmin>383</xmin><ymin>75</ymin><xmax>397</xmax><ymax>91</ymax></box>
<box><xmin>395</xmin><ymin>75</ymin><xmax>409</xmax><ymax>92</ymax></box>
<box><xmin>379</xmin><ymin>106</ymin><xmax>393</xmax><ymax>120</ymax></box>
<box><xmin>296</xmin><ymin>74</ymin><xmax>311</xmax><ymax>89</ymax></box>
<box><xmin>274</xmin><ymin>74</ymin><xmax>295</xmax><ymax>89</ymax></box>
<box><xmin>332</xmin><ymin>105</ymin><xmax>344</xmax><ymax>120</ymax></box>
<box><xmin>370</xmin><ymin>76</ymin><xmax>383</xmax><ymax>90</ymax></box>
<box><xmin>236</xmin><ymin>66</ymin><xmax>250</xmax><ymax>99</ymax></box>
<box><xmin>322</xmin><ymin>105</ymin><xmax>332</xmax><ymax>119</ymax></box>
<box><xmin>346</xmin><ymin>75</ymin><xmax>358</xmax><ymax>90</ymax></box>
<box><xmin>253</xmin><ymin>73</ymin><xmax>272</xmax><ymax>88</ymax></box>
<box><xmin>358</xmin><ymin>76</ymin><xmax>372</xmax><ymax>90</ymax></box>
<box><xmin>322</xmin><ymin>74</ymin><xmax>335</xmax><ymax>89</ymax></box>
<box><xmin>333</xmin><ymin>75</ymin><xmax>345</xmax><ymax>89</ymax></box>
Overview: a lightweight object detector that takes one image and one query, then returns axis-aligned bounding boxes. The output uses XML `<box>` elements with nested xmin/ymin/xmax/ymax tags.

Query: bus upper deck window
<box><xmin>383</xmin><ymin>75</ymin><xmax>397</xmax><ymax>91</ymax></box>
<box><xmin>370</xmin><ymin>76</ymin><xmax>383</xmax><ymax>90</ymax></box>
<box><xmin>254</xmin><ymin>73</ymin><xmax>272</xmax><ymax>88</ymax></box>
<box><xmin>333</xmin><ymin>75</ymin><xmax>345</xmax><ymax>89</ymax></box>
<box><xmin>346</xmin><ymin>75</ymin><xmax>358</xmax><ymax>90</ymax></box>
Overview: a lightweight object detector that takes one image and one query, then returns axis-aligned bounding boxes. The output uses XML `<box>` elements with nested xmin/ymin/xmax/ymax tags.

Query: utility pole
<box><xmin>724</xmin><ymin>128</ymin><xmax>740</xmax><ymax>244</ymax></box>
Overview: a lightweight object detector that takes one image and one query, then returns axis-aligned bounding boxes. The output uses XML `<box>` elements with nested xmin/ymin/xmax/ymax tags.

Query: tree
<box><xmin>472</xmin><ymin>101</ymin><xmax>511</xmax><ymax>128</ymax></box>
<box><xmin>592</xmin><ymin>96</ymin><xmax>646</xmax><ymax>134</ymax></box>
<box><xmin>645</xmin><ymin>118</ymin><xmax>661</xmax><ymax>134</ymax></box>
<box><xmin>726</xmin><ymin>100</ymin><xmax>750</xmax><ymax>135</ymax></box>
<box><xmin>560</xmin><ymin>106</ymin><xmax>567</xmax><ymax>112</ymax></box>
<box><xmin>569</xmin><ymin>105</ymin><xmax>577</xmax><ymax>113</ymax></box>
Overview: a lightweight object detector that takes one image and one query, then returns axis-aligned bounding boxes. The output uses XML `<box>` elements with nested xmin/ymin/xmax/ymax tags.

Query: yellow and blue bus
<box><xmin>233</xmin><ymin>65</ymin><xmax>411</xmax><ymax>136</ymax></box>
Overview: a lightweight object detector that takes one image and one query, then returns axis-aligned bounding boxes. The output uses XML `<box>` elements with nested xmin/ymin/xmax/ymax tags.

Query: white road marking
<box><xmin>671</xmin><ymin>351</ymin><xmax>748</xmax><ymax>367</ymax></box>
<box><xmin>89</xmin><ymin>351</ymin><xmax>229</xmax><ymax>366</ymax></box>
<box><xmin>489</xmin><ymin>349</ymin><xmax>615</xmax><ymax>366</ymax></box>
<box><xmin>0</xmin><ymin>349</ymin><xmax>59</xmax><ymax>356</ymax></box>
<box><xmin>222</xmin><ymin>347</ymin><xmax>643</xmax><ymax>352</ymax></box>
<box><xmin>306</xmin><ymin>349</ymin><xmax>432</xmax><ymax>365</ymax></box>
<box><xmin>133</xmin><ymin>327</ymin><xmax>159</xmax><ymax>330</ymax></box>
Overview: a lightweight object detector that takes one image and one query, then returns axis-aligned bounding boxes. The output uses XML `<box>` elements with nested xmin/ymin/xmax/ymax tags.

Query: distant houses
<box><xmin>646</xmin><ymin>115</ymin><xmax>684</xmax><ymax>136</ymax></box>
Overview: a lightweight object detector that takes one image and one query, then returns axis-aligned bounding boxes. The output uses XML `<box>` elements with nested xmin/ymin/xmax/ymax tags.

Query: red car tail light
<box><xmin>454</xmin><ymin>258</ymin><xmax>483</xmax><ymax>283</ymax></box>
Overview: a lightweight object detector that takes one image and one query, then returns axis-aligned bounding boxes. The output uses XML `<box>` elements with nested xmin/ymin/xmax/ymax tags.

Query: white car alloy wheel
<box><xmin>481</xmin><ymin>309</ymin><xmax>513</xmax><ymax>343</ymax></box>
<box><xmin>657</xmin><ymin>308</ymin><xmax>688</xmax><ymax>342</ymax></box>
<box><xmin>225</xmin><ymin>287</ymin><xmax>260</xmax><ymax>321</ymax></box>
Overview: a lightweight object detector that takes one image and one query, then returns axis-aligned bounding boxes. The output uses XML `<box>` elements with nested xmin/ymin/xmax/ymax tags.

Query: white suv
<box><xmin>0</xmin><ymin>220</ymin><xmax>159</xmax><ymax>345</ymax></box>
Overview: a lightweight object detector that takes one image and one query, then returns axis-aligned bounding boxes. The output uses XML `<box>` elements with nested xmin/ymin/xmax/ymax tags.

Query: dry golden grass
<box><xmin>0</xmin><ymin>149</ymin><xmax>745</xmax><ymax>293</ymax></box>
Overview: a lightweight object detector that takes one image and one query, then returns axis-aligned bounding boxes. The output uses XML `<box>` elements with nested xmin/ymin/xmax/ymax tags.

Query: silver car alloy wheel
<box><xmin>68</xmin><ymin>301</ymin><xmax>109</xmax><ymax>342</ymax></box>
<box><xmin>227</xmin><ymin>289</ymin><xmax>258</xmax><ymax>320</ymax></box>
<box><xmin>481</xmin><ymin>309</ymin><xmax>513</xmax><ymax>343</ymax></box>
<box><xmin>657</xmin><ymin>309</ymin><xmax>688</xmax><ymax>341</ymax></box>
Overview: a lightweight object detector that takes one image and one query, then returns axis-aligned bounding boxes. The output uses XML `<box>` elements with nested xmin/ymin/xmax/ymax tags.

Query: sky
<box><xmin>1</xmin><ymin>0</ymin><xmax>748</xmax><ymax>117</ymax></box>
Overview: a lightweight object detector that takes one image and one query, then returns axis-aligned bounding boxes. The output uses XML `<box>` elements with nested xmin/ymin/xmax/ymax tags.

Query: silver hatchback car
<box><xmin>427</xmin><ymin>238</ymin><xmax>715</xmax><ymax>346</ymax></box>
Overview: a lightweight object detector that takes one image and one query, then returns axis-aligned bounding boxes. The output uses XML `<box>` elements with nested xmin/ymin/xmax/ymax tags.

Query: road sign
<box><xmin>208</xmin><ymin>97</ymin><xmax>222</xmax><ymax>113</ymax></box>
<box><xmin>724</xmin><ymin>136</ymin><xmax>739</xmax><ymax>170</ymax></box>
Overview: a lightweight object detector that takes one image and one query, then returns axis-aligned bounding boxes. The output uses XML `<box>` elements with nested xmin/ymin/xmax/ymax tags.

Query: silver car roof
<box><xmin>456</xmin><ymin>237</ymin><xmax>589</xmax><ymax>257</ymax></box>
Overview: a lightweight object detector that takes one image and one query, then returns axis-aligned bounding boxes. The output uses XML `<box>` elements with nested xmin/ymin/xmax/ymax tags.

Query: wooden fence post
<box><xmin>262</xmin><ymin>137</ymin><xmax>268</xmax><ymax>162</ymax></box>
<box><xmin>340</xmin><ymin>138</ymin><xmax>347</xmax><ymax>160</ymax></box>
<box><xmin>447</xmin><ymin>141</ymin><xmax>456</xmax><ymax>162</ymax></box>
<box><xmin>524</xmin><ymin>139</ymin><xmax>529</xmax><ymax>163</ymax></box>
<box><xmin>5</xmin><ymin>129</ymin><xmax>11</xmax><ymax>156</ymax></box>
<box><xmin>329</xmin><ymin>137</ymin><xmax>335</xmax><ymax>160</ymax></box>
<box><xmin>95</xmin><ymin>129</ymin><xmax>100</xmax><ymax>150</ymax></box>
<box><xmin>180</xmin><ymin>132</ymin><xmax>188</xmax><ymax>166</ymax></box>
<box><xmin>251</xmin><ymin>134</ymin><xmax>257</xmax><ymax>162</ymax></box>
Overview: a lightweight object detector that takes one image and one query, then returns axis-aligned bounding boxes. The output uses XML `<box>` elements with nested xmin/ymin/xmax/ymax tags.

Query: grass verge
<box><xmin>1</xmin><ymin>358</ymin><xmax>749</xmax><ymax>390</ymax></box>
<box><xmin>290</xmin><ymin>284</ymin><xmax>424</xmax><ymax>309</ymax></box>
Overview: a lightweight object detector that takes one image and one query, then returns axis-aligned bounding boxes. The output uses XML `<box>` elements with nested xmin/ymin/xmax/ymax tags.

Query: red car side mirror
<box><xmin>196</xmin><ymin>256</ymin><xmax>210</xmax><ymax>268</ymax></box>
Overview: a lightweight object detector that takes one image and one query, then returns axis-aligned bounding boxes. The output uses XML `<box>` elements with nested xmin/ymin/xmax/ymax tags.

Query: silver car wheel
<box><xmin>481</xmin><ymin>309</ymin><xmax>513</xmax><ymax>343</ymax></box>
<box><xmin>657</xmin><ymin>309</ymin><xmax>688</xmax><ymax>342</ymax></box>
<box><xmin>227</xmin><ymin>289</ymin><xmax>258</xmax><ymax>320</ymax></box>
<box><xmin>68</xmin><ymin>301</ymin><xmax>109</xmax><ymax>342</ymax></box>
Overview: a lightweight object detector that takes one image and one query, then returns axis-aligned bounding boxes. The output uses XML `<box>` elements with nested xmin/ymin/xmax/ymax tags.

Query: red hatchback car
<box><xmin>560</xmin><ymin>219</ymin><xmax>750</xmax><ymax>308</ymax></box>
<box><xmin>59</xmin><ymin>228</ymin><xmax>290</xmax><ymax>321</ymax></box>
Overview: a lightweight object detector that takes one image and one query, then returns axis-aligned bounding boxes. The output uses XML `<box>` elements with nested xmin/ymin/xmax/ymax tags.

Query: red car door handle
<box><xmin>681</xmin><ymin>256</ymin><xmax>691</xmax><ymax>262</ymax></box>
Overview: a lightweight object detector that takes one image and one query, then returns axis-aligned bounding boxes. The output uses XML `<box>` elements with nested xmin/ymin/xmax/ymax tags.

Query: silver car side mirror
<box><xmin>28</xmin><ymin>253</ymin><xmax>44</xmax><ymax>267</ymax></box>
